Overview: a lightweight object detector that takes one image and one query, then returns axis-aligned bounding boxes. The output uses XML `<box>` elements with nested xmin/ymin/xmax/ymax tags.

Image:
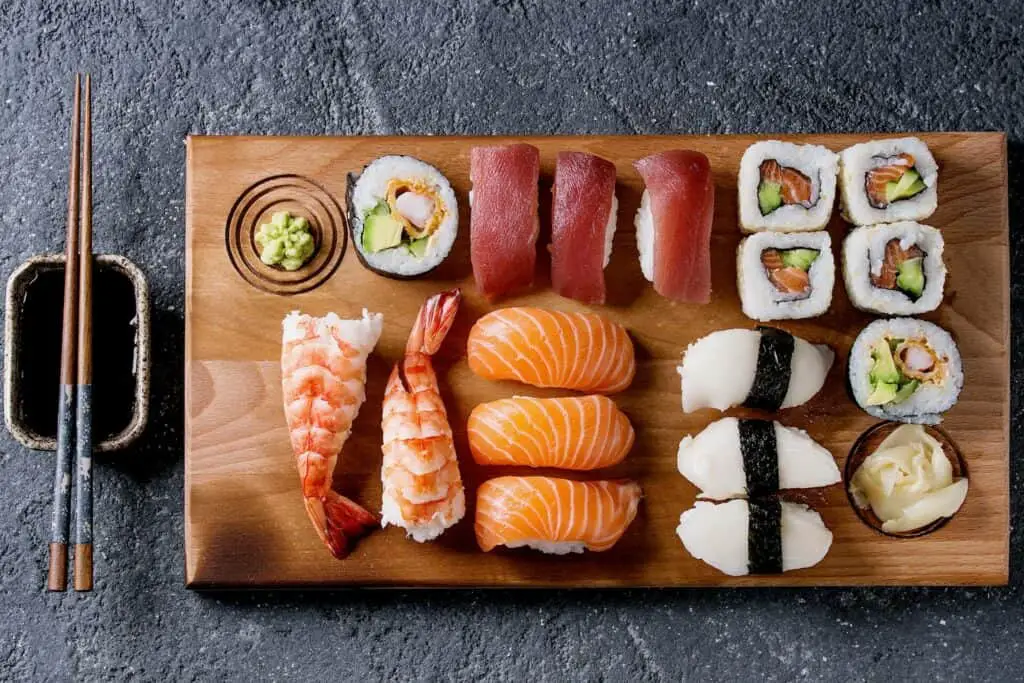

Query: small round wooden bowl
<box><xmin>844</xmin><ymin>421</ymin><xmax>967</xmax><ymax>538</ymax></box>
<box><xmin>225</xmin><ymin>174</ymin><xmax>346</xmax><ymax>295</ymax></box>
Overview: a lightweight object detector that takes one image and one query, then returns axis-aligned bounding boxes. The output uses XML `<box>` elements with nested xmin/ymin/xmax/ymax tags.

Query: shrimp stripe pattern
<box><xmin>467</xmin><ymin>395</ymin><xmax>634</xmax><ymax>470</ymax></box>
<box><xmin>466</xmin><ymin>307</ymin><xmax>636</xmax><ymax>394</ymax></box>
<box><xmin>281</xmin><ymin>309</ymin><xmax>383</xmax><ymax>559</ymax></box>
<box><xmin>380</xmin><ymin>289</ymin><xmax>466</xmax><ymax>542</ymax></box>
<box><xmin>475</xmin><ymin>476</ymin><xmax>642</xmax><ymax>553</ymax></box>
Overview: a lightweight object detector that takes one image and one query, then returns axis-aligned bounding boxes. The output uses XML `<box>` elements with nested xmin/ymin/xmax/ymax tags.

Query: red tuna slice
<box><xmin>633</xmin><ymin>150</ymin><xmax>715</xmax><ymax>304</ymax></box>
<box><xmin>550</xmin><ymin>151</ymin><xmax>618</xmax><ymax>304</ymax></box>
<box><xmin>469</xmin><ymin>144</ymin><xmax>541</xmax><ymax>301</ymax></box>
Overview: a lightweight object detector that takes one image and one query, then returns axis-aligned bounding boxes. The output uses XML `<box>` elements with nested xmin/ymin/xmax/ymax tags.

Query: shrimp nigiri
<box><xmin>381</xmin><ymin>289</ymin><xmax>465</xmax><ymax>542</ymax></box>
<box><xmin>281</xmin><ymin>310</ymin><xmax>383</xmax><ymax>559</ymax></box>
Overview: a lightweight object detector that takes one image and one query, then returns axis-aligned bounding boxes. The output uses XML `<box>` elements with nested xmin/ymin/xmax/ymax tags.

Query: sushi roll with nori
<box><xmin>738</xmin><ymin>141</ymin><xmax>839</xmax><ymax>233</ymax></box>
<box><xmin>677</xmin><ymin>499</ymin><xmax>833</xmax><ymax>576</ymax></box>
<box><xmin>843</xmin><ymin>222</ymin><xmax>945</xmax><ymax>315</ymax></box>
<box><xmin>678</xmin><ymin>327</ymin><xmax>834</xmax><ymax>413</ymax></box>
<box><xmin>849</xmin><ymin>318</ymin><xmax>963</xmax><ymax>424</ymax></box>
<box><xmin>677</xmin><ymin>418</ymin><xmax>840</xmax><ymax>500</ymax></box>
<box><xmin>348</xmin><ymin>155</ymin><xmax>458</xmax><ymax>278</ymax></box>
<box><xmin>737</xmin><ymin>231</ymin><xmax>834</xmax><ymax>321</ymax></box>
<box><xmin>838</xmin><ymin>137</ymin><xmax>938</xmax><ymax>225</ymax></box>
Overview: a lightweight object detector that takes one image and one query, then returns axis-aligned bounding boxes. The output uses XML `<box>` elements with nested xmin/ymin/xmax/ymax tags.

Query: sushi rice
<box><xmin>839</xmin><ymin>137</ymin><xmax>938</xmax><ymax>225</ymax></box>
<box><xmin>635</xmin><ymin>190</ymin><xmax>655</xmax><ymax>281</ymax></box>
<box><xmin>843</xmin><ymin>222</ymin><xmax>945</xmax><ymax>316</ymax></box>
<box><xmin>348</xmin><ymin>155</ymin><xmax>458</xmax><ymax>278</ymax></box>
<box><xmin>848</xmin><ymin>318</ymin><xmax>963</xmax><ymax>424</ymax></box>
<box><xmin>738</xmin><ymin>141</ymin><xmax>839</xmax><ymax>233</ymax></box>
<box><xmin>737</xmin><ymin>231</ymin><xmax>834</xmax><ymax>321</ymax></box>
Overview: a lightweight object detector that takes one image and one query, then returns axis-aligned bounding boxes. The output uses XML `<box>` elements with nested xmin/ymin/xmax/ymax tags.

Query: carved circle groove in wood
<box><xmin>224</xmin><ymin>174</ymin><xmax>346</xmax><ymax>295</ymax></box>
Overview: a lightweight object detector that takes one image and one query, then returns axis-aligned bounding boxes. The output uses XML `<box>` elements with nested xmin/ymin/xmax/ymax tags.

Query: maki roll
<box><xmin>843</xmin><ymin>222</ymin><xmax>945</xmax><ymax>315</ymax></box>
<box><xmin>849</xmin><ymin>318</ymin><xmax>963</xmax><ymax>424</ymax></box>
<box><xmin>737</xmin><ymin>231</ymin><xmax>834</xmax><ymax>321</ymax></box>
<box><xmin>678</xmin><ymin>327</ymin><xmax>834</xmax><ymax>413</ymax></box>
<box><xmin>348</xmin><ymin>155</ymin><xmax>458</xmax><ymax>278</ymax></box>
<box><xmin>677</xmin><ymin>499</ymin><xmax>833</xmax><ymax>576</ymax></box>
<box><xmin>677</xmin><ymin>417</ymin><xmax>840</xmax><ymax>500</ymax></box>
<box><xmin>838</xmin><ymin>137</ymin><xmax>938</xmax><ymax>225</ymax></box>
<box><xmin>738</xmin><ymin>141</ymin><xmax>839</xmax><ymax>233</ymax></box>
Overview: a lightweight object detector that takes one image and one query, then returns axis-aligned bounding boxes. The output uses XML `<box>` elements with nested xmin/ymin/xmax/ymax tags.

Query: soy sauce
<box><xmin>16</xmin><ymin>263</ymin><xmax>138</xmax><ymax>443</ymax></box>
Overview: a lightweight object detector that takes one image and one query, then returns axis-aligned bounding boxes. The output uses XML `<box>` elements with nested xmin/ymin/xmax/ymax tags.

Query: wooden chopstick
<box><xmin>47</xmin><ymin>74</ymin><xmax>81</xmax><ymax>592</ymax></box>
<box><xmin>74</xmin><ymin>73</ymin><xmax>94</xmax><ymax>592</ymax></box>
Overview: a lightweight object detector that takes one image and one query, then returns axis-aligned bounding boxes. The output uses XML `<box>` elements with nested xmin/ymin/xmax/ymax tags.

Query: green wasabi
<box><xmin>255</xmin><ymin>211</ymin><xmax>316</xmax><ymax>271</ymax></box>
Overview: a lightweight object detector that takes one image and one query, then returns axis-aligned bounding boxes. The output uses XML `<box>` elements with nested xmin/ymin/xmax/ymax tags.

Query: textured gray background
<box><xmin>0</xmin><ymin>0</ymin><xmax>1020</xmax><ymax>680</ymax></box>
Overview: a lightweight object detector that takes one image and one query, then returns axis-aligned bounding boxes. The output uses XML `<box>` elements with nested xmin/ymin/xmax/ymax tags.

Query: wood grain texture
<box><xmin>184</xmin><ymin>133</ymin><xmax>1009</xmax><ymax>588</ymax></box>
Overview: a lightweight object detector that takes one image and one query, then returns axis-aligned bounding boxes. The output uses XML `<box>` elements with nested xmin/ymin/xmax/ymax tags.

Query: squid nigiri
<box><xmin>467</xmin><ymin>307</ymin><xmax>635</xmax><ymax>394</ymax></box>
<box><xmin>470</xmin><ymin>143</ymin><xmax>540</xmax><ymax>301</ymax></box>
<box><xmin>634</xmin><ymin>150</ymin><xmax>715</xmax><ymax>303</ymax></box>
<box><xmin>281</xmin><ymin>310</ymin><xmax>382</xmax><ymax>558</ymax></box>
<box><xmin>550</xmin><ymin>151</ymin><xmax>618</xmax><ymax>304</ymax></box>
<box><xmin>475</xmin><ymin>476</ymin><xmax>641</xmax><ymax>554</ymax></box>
<box><xmin>468</xmin><ymin>395</ymin><xmax>634</xmax><ymax>470</ymax></box>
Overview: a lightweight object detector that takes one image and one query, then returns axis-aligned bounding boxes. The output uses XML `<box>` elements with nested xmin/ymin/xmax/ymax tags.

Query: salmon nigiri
<box><xmin>634</xmin><ymin>150</ymin><xmax>715</xmax><ymax>304</ymax></box>
<box><xmin>468</xmin><ymin>395</ymin><xmax>634</xmax><ymax>470</ymax></box>
<box><xmin>475</xmin><ymin>476</ymin><xmax>642</xmax><ymax>553</ymax></box>
<box><xmin>467</xmin><ymin>307</ymin><xmax>635</xmax><ymax>393</ymax></box>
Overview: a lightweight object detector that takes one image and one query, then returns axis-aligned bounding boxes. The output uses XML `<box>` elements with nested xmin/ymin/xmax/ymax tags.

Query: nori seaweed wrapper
<box><xmin>738</xmin><ymin>419</ymin><xmax>780</xmax><ymax>497</ymax></box>
<box><xmin>747</xmin><ymin>498</ymin><xmax>783</xmax><ymax>574</ymax></box>
<box><xmin>743</xmin><ymin>326</ymin><xmax>794</xmax><ymax>411</ymax></box>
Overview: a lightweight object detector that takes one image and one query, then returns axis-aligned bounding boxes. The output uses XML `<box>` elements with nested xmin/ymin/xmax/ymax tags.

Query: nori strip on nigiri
<box><xmin>743</xmin><ymin>327</ymin><xmax>795</xmax><ymax>411</ymax></box>
<box><xmin>747</xmin><ymin>497</ymin><xmax>783</xmax><ymax>574</ymax></box>
<box><xmin>738</xmin><ymin>419</ymin><xmax>780</xmax><ymax>497</ymax></box>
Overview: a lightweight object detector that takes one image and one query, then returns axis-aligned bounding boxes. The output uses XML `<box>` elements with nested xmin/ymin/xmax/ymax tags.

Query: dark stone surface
<box><xmin>0</xmin><ymin>0</ymin><xmax>1020</xmax><ymax>679</ymax></box>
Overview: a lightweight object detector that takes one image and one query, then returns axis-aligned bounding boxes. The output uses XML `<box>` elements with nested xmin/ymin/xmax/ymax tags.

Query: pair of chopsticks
<box><xmin>48</xmin><ymin>73</ymin><xmax>94</xmax><ymax>592</ymax></box>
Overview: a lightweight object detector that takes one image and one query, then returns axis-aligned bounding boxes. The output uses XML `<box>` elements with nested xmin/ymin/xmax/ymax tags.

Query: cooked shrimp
<box><xmin>281</xmin><ymin>309</ymin><xmax>383</xmax><ymax>558</ymax></box>
<box><xmin>380</xmin><ymin>289</ymin><xmax>465</xmax><ymax>542</ymax></box>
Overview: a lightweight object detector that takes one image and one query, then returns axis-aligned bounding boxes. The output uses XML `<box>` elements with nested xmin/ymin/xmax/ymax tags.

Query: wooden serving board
<box><xmin>184</xmin><ymin>133</ymin><xmax>1009</xmax><ymax>588</ymax></box>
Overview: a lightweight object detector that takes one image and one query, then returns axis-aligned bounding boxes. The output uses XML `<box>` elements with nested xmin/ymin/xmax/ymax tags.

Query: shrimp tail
<box><xmin>406</xmin><ymin>288</ymin><xmax>461</xmax><ymax>355</ymax></box>
<box><xmin>303</xmin><ymin>491</ymin><xmax>379</xmax><ymax>559</ymax></box>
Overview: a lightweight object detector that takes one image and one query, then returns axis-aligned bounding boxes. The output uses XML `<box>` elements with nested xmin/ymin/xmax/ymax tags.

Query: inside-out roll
<box><xmin>842</xmin><ymin>222</ymin><xmax>945</xmax><ymax>316</ymax></box>
<box><xmin>848</xmin><ymin>318</ymin><xmax>963</xmax><ymax>424</ymax></box>
<box><xmin>737</xmin><ymin>231</ymin><xmax>834</xmax><ymax>321</ymax></box>
<box><xmin>838</xmin><ymin>137</ymin><xmax>938</xmax><ymax>225</ymax></box>
<box><xmin>677</xmin><ymin>499</ymin><xmax>833</xmax><ymax>576</ymax></box>
<box><xmin>677</xmin><ymin>327</ymin><xmax>834</xmax><ymax>413</ymax></box>
<box><xmin>738</xmin><ymin>141</ymin><xmax>839</xmax><ymax>233</ymax></box>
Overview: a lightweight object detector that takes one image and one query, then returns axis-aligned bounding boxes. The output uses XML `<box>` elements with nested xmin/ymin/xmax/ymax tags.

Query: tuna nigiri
<box><xmin>469</xmin><ymin>143</ymin><xmax>540</xmax><ymax>301</ymax></box>
<box><xmin>634</xmin><ymin>150</ymin><xmax>715</xmax><ymax>303</ymax></box>
<box><xmin>550</xmin><ymin>151</ymin><xmax>618</xmax><ymax>304</ymax></box>
<box><xmin>468</xmin><ymin>395</ymin><xmax>634</xmax><ymax>470</ymax></box>
<box><xmin>467</xmin><ymin>307</ymin><xmax>636</xmax><ymax>394</ymax></box>
<box><xmin>475</xmin><ymin>476</ymin><xmax>641</xmax><ymax>553</ymax></box>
